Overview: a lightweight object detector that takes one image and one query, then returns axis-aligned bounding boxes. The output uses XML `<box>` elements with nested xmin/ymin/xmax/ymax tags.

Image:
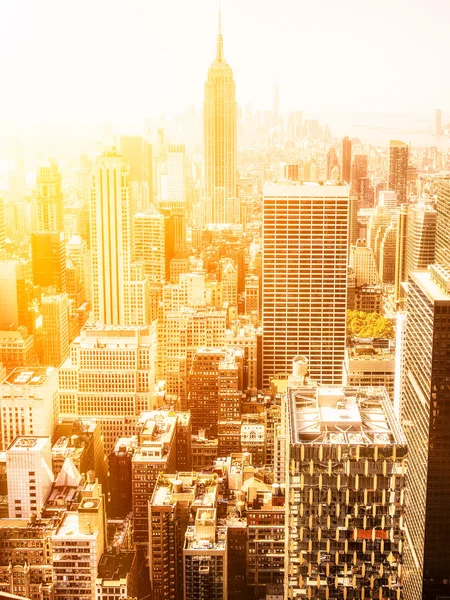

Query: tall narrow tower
<box><xmin>203</xmin><ymin>8</ymin><xmax>237</xmax><ymax>224</ymax></box>
<box><xmin>35</xmin><ymin>160</ymin><xmax>64</xmax><ymax>232</ymax></box>
<box><xmin>388</xmin><ymin>140</ymin><xmax>409</xmax><ymax>205</ymax></box>
<box><xmin>90</xmin><ymin>149</ymin><xmax>150</xmax><ymax>325</ymax></box>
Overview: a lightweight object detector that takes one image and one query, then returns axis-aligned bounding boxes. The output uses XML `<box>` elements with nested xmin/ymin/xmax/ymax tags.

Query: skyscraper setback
<box><xmin>262</xmin><ymin>182</ymin><xmax>349</xmax><ymax>386</ymax></box>
<box><xmin>203</xmin><ymin>12</ymin><xmax>237</xmax><ymax>224</ymax></box>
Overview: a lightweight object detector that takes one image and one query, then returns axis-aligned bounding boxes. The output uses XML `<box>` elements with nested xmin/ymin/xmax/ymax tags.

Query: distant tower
<box><xmin>35</xmin><ymin>161</ymin><xmax>64</xmax><ymax>232</ymax></box>
<box><xmin>203</xmin><ymin>6</ymin><xmax>237</xmax><ymax>223</ymax></box>
<box><xmin>388</xmin><ymin>140</ymin><xmax>409</xmax><ymax>205</ymax></box>
<box><xmin>435</xmin><ymin>108</ymin><xmax>443</xmax><ymax>135</ymax></box>
<box><xmin>272</xmin><ymin>84</ymin><xmax>280</xmax><ymax>127</ymax></box>
<box><xmin>340</xmin><ymin>136</ymin><xmax>352</xmax><ymax>183</ymax></box>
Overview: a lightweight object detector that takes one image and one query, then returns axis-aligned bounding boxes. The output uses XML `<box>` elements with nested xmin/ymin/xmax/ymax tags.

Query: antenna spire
<box><xmin>216</xmin><ymin>0</ymin><xmax>224</xmax><ymax>61</ymax></box>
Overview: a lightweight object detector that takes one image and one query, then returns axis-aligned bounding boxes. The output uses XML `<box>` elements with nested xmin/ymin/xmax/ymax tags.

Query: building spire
<box><xmin>216</xmin><ymin>0</ymin><xmax>224</xmax><ymax>61</ymax></box>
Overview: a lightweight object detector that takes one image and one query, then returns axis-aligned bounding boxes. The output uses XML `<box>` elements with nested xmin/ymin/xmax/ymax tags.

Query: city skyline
<box><xmin>1</xmin><ymin>0</ymin><xmax>450</xmax><ymax>126</ymax></box>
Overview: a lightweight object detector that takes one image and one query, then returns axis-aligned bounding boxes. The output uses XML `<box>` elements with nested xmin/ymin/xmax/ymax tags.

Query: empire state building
<box><xmin>203</xmin><ymin>14</ymin><xmax>238</xmax><ymax>224</ymax></box>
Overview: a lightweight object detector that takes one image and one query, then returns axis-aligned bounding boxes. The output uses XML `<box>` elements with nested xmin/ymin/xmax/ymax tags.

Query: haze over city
<box><xmin>0</xmin><ymin>2</ymin><xmax>450</xmax><ymax>600</ymax></box>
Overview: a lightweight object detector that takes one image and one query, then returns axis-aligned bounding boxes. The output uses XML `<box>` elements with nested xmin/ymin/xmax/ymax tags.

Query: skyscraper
<box><xmin>436</xmin><ymin>178</ymin><xmax>450</xmax><ymax>266</ymax></box>
<box><xmin>262</xmin><ymin>182</ymin><xmax>349</xmax><ymax>386</ymax></box>
<box><xmin>351</xmin><ymin>153</ymin><xmax>373</xmax><ymax>208</ymax></box>
<box><xmin>203</xmin><ymin>11</ymin><xmax>237</xmax><ymax>223</ymax></box>
<box><xmin>90</xmin><ymin>149</ymin><xmax>150</xmax><ymax>325</ymax></box>
<box><xmin>388</xmin><ymin>140</ymin><xmax>409</xmax><ymax>205</ymax></box>
<box><xmin>340</xmin><ymin>135</ymin><xmax>352</xmax><ymax>183</ymax></box>
<box><xmin>401</xmin><ymin>264</ymin><xmax>450</xmax><ymax>600</ymax></box>
<box><xmin>435</xmin><ymin>108</ymin><xmax>443</xmax><ymax>135</ymax></box>
<box><xmin>35</xmin><ymin>161</ymin><xmax>64</xmax><ymax>232</ymax></box>
<box><xmin>285</xmin><ymin>380</ymin><xmax>407</xmax><ymax>600</ymax></box>
<box><xmin>120</xmin><ymin>135</ymin><xmax>143</xmax><ymax>182</ymax></box>
<box><xmin>405</xmin><ymin>203</ymin><xmax>437</xmax><ymax>279</ymax></box>
<box><xmin>0</xmin><ymin>196</ymin><xmax>5</xmax><ymax>257</ymax></box>
<box><xmin>31</xmin><ymin>231</ymin><xmax>66</xmax><ymax>292</ymax></box>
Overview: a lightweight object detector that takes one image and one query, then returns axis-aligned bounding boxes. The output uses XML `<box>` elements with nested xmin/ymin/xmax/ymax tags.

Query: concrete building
<box><xmin>0</xmin><ymin>513</ymin><xmax>59</xmax><ymax>600</ymax></box>
<box><xmin>6</xmin><ymin>436</ymin><xmax>54</xmax><ymax>519</ymax></box>
<box><xmin>262</xmin><ymin>182</ymin><xmax>349</xmax><ymax>386</ymax></box>
<box><xmin>0</xmin><ymin>367</ymin><xmax>58</xmax><ymax>451</ymax></box>
<box><xmin>0</xmin><ymin>260</ymin><xmax>31</xmax><ymax>330</ymax></box>
<box><xmin>164</xmin><ymin>308</ymin><xmax>226</xmax><ymax>407</ymax></box>
<box><xmin>133</xmin><ymin>207</ymin><xmax>166</xmax><ymax>283</ymax></box>
<box><xmin>343</xmin><ymin>344</ymin><xmax>395</xmax><ymax>401</ymax></box>
<box><xmin>217</xmin><ymin>349</ymin><xmax>244</xmax><ymax>456</ymax></box>
<box><xmin>405</xmin><ymin>203</ymin><xmax>437</xmax><ymax>280</ymax></box>
<box><xmin>149</xmin><ymin>472</ymin><xmax>218</xmax><ymax>600</ymax></box>
<box><xmin>40</xmin><ymin>294</ymin><xmax>69</xmax><ymax>367</ymax></box>
<box><xmin>189</xmin><ymin>348</ymin><xmax>226</xmax><ymax>436</ymax></box>
<box><xmin>35</xmin><ymin>161</ymin><xmax>64</xmax><ymax>233</ymax></box>
<box><xmin>131</xmin><ymin>411</ymin><xmax>178</xmax><ymax>546</ymax></box>
<box><xmin>119</xmin><ymin>136</ymin><xmax>143</xmax><ymax>182</ymax></box>
<box><xmin>436</xmin><ymin>178</ymin><xmax>450</xmax><ymax>266</ymax></box>
<box><xmin>285</xmin><ymin>383</ymin><xmax>407</xmax><ymax>599</ymax></box>
<box><xmin>401</xmin><ymin>265</ymin><xmax>450</xmax><ymax>600</ymax></box>
<box><xmin>246</xmin><ymin>484</ymin><xmax>285</xmax><ymax>599</ymax></box>
<box><xmin>58</xmin><ymin>324</ymin><xmax>157</xmax><ymax>454</ymax></box>
<box><xmin>0</xmin><ymin>328</ymin><xmax>36</xmax><ymax>374</ymax></box>
<box><xmin>349</xmin><ymin>241</ymin><xmax>380</xmax><ymax>287</ymax></box>
<box><xmin>31</xmin><ymin>232</ymin><xmax>66</xmax><ymax>293</ymax></box>
<box><xmin>183</xmin><ymin>509</ymin><xmax>227</xmax><ymax>600</ymax></box>
<box><xmin>95</xmin><ymin>549</ymin><xmax>137</xmax><ymax>600</ymax></box>
<box><xmin>388</xmin><ymin>140</ymin><xmax>409</xmax><ymax>205</ymax></box>
<box><xmin>52</xmin><ymin>476</ymin><xmax>106</xmax><ymax>600</ymax></box>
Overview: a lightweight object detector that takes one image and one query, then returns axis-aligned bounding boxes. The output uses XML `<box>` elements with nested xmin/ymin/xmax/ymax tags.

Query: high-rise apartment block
<box><xmin>189</xmin><ymin>348</ymin><xmax>226</xmax><ymax>435</ymax></box>
<box><xmin>52</xmin><ymin>476</ymin><xmax>106</xmax><ymax>600</ymax></box>
<box><xmin>204</xmin><ymin>18</ymin><xmax>237</xmax><ymax>223</ymax></box>
<box><xmin>131</xmin><ymin>411</ymin><xmax>178</xmax><ymax>545</ymax></box>
<box><xmin>388</xmin><ymin>140</ymin><xmax>409</xmax><ymax>205</ymax></box>
<box><xmin>7</xmin><ymin>436</ymin><xmax>54</xmax><ymax>518</ymax></box>
<box><xmin>349</xmin><ymin>241</ymin><xmax>380</xmax><ymax>287</ymax></box>
<box><xmin>58</xmin><ymin>324</ymin><xmax>156</xmax><ymax>453</ymax></box>
<box><xmin>401</xmin><ymin>265</ymin><xmax>450</xmax><ymax>600</ymax></box>
<box><xmin>164</xmin><ymin>308</ymin><xmax>226</xmax><ymax>406</ymax></box>
<box><xmin>262</xmin><ymin>182</ymin><xmax>349</xmax><ymax>387</ymax></box>
<box><xmin>35</xmin><ymin>161</ymin><xmax>64</xmax><ymax>232</ymax></box>
<box><xmin>285</xmin><ymin>384</ymin><xmax>407</xmax><ymax>599</ymax></box>
<box><xmin>183</xmin><ymin>509</ymin><xmax>227</xmax><ymax>600</ymax></box>
<box><xmin>0</xmin><ymin>367</ymin><xmax>58</xmax><ymax>450</ymax></box>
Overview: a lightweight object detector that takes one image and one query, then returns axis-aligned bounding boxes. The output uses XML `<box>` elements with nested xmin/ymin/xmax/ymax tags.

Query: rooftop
<box><xmin>5</xmin><ymin>367</ymin><xmax>55</xmax><ymax>387</ymax></box>
<box><xmin>288</xmin><ymin>386</ymin><xmax>406</xmax><ymax>446</ymax></box>
<box><xmin>7</xmin><ymin>436</ymin><xmax>50</xmax><ymax>452</ymax></box>
<box><xmin>412</xmin><ymin>268</ymin><xmax>450</xmax><ymax>304</ymax></box>
<box><xmin>97</xmin><ymin>550</ymin><xmax>135</xmax><ymax>583</ymax></box>
<box><xmin>264</xmin><ymin>181</ymin><xmax>350</xmax><ymax>198</ymax></box>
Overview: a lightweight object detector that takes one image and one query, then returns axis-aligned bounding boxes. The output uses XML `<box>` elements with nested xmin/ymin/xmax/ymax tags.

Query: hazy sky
<box><xmin>1</xmin><ymin>0</ymin><xmax>449</xmax><ymax>124</ymax></box>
